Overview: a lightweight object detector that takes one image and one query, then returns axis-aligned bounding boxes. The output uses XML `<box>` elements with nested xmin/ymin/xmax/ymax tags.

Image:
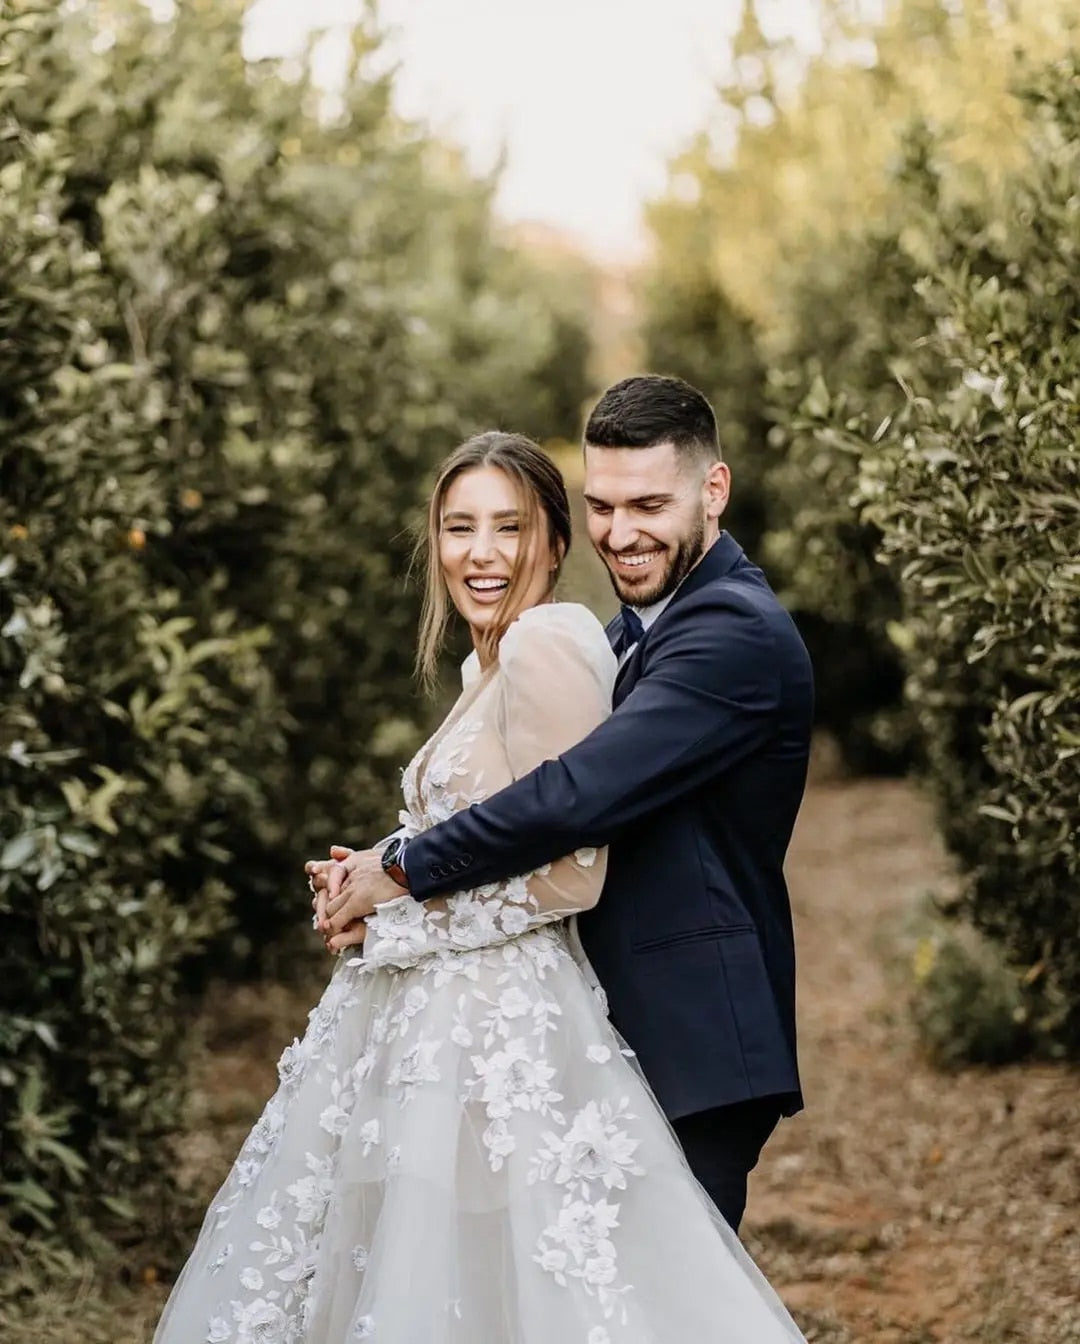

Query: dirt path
<box><xmin>745</xmin><ymin>773</ymin><xmax>1080</xmax><ymax>1343</ymax></box>
<box><xmin>10</xmin><ymin>773</ymin><xmax>1078</xmax><ymax>1342</ymax></box>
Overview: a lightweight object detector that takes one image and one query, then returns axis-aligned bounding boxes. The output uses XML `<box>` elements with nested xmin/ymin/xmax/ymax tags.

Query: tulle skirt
<box><xmin>154</xmin><ymin>924</ymin><xmax>804</xmax><ymax>1344</ymax></box>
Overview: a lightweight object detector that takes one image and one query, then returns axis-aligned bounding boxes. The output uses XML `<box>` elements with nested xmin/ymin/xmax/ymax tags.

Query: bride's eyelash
<box><xmin>444</xmin><ymin>522</ymin><xmax>521</xmax><ymax>535</ymax></box>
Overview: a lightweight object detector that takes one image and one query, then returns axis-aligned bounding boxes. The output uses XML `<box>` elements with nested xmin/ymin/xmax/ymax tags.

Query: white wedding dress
<box><xmin>154</xmin><ymin>602</ymin><xmax>805</xmax><ymax>1344</ymax></box>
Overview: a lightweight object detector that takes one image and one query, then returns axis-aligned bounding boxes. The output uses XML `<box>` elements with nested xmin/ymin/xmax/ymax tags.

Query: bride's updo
<box><xmin>416</xmin><ymin>431</ymin><xmax>572</xmax><ymax>688</ymax></box>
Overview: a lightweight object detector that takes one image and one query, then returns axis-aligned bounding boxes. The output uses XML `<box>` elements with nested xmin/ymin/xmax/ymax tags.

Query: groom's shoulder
<box><xmin>674</xmin><ymin>560</ymin><xmax>785</xmax><ymax>630</ymax></box>
<box><xmin>659</xmin><ymin>560</ymin><xmax>807</xmax><ymax>667</ymax></box>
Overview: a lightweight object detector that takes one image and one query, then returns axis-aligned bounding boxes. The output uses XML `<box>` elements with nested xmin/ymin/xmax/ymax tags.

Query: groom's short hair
<box><xmin>584</xmin><ymin>375</ymin><xmax>721</xmax><ymax>464</ymax></box>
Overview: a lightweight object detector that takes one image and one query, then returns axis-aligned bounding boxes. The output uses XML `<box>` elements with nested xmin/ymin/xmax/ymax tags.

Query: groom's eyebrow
<box><xmin>584</xmin><ymin>492</ymin><xmax>675</xmax><ymax>507</ymax></box>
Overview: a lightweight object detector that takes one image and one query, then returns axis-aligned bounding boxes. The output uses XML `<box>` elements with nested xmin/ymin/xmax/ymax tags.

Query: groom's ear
<box><xmin>703</xmin><ymin>461</ymin><xmax>731</xmax><ymax>521</ymax></box>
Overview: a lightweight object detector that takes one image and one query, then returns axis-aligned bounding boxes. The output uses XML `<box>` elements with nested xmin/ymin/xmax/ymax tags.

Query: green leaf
<box><xmin>1</xmin><ymin>832</ymin><xmax>36</xmax><ymax>870</ymax></box>
<box><xmin>58</xmin><ymin>830</ymin><xmax>100</xmax><ymax>858</ymax></box>
<box><xmin>99</xmin><ymin>1194</ymin><xmax>138</xmax><ymax>1221</ymax></box>
<box><xmin>977</xmin><ymin>804</ymin><xmax>1020</xmax><ymax>825</ymax></box>
<box><xmin>802</xmin><ymin>373</ymin><xmax>831</xmax><ymax>419</ymax></box>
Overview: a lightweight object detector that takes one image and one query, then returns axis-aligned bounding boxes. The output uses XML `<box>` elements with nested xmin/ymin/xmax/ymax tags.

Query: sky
<box><xmin>245</xmin><ymin>0</ymin><xmax>826</xmax><ymax>261</ymax></box>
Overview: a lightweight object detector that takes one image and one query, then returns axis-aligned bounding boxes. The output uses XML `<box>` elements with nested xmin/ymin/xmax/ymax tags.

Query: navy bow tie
<box><xmin>620</xmin><ymin>605</ymin><xmax>645</xmax><ymax>648</ymax></box>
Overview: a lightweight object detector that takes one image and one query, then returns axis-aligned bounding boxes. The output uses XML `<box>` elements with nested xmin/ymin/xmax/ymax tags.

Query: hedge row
<box><xmin>0</xmin><ymin>0</ymin><xmax>594</xmax><ymax>1259</ymax></box>
<box><xmin>642</xmin><ymin>0</ymin><xmax>1079</xmax><ymax>771</ymax></box>
<box><xmin>641</xmin><ymin>3</ymin><xmax>1079</xmax><ymax>1050</ymax></box>
<box><xmin>852</xmin><ymin>60</ymin><xmax>1080</xmax><ymax>1048</ymax></box>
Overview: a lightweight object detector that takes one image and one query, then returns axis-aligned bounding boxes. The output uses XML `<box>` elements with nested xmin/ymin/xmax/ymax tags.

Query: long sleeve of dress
<box><xmin>360</xmin><ymin>604</ymin><xmax>616</xmax><ymax>969</ymax></box>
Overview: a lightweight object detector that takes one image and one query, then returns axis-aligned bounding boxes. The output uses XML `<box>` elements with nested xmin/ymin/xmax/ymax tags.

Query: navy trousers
<box><xmin>672</xmin><ymin>1098</ymin><xmax>784</xmax><ymax>1233</ymax></box>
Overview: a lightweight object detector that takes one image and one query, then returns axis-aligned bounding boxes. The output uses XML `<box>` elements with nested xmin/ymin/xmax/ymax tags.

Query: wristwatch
<box><xmin>380</xmin><ymin>836</ymin><xmax>410</xmax><ymax>890</ymax></box>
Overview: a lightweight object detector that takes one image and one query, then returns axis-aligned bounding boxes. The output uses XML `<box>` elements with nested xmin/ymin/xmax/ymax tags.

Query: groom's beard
<box><xmin>600</xmin><ymin>512</ymin><xmax>707</xmax><ymax>609</ymax></box>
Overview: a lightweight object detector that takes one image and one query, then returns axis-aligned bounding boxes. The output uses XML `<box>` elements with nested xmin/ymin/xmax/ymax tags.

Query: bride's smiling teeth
<box><xmin>466</xmin><ymin>577</ymin><xmax>509</xmax><ymax>592</ymax></box>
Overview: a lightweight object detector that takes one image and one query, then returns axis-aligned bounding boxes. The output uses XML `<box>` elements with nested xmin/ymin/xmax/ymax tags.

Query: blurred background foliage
<box><xmin>0</xmin><ymin>0</ymin><xmax>596</xmax><ymax>1273</ymax></box>
<box><xmin>644</xmin><ymin>0</ymin><xmax>1079</xmax><ymax>769</ymax></box>
<box><xmin>642</xmin><ymin>0</ymin><xmax>1079</xmax><ymax>1057</ymax></box>
<box><xmin>1</xmin><ymin>0</ymin><xmax>1078</xmax><ymax>1298</ymax></box>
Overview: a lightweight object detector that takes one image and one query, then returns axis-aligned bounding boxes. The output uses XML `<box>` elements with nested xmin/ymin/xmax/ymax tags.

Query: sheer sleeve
<box><xmin>360</xmin><ymin>605</ymin><xmax>616</xmax><ymax>968</ymax></box>
<box><xmin>493</xmin><ymin>604</ymin><xmax>614</xmax><ymax>914</ymax></box>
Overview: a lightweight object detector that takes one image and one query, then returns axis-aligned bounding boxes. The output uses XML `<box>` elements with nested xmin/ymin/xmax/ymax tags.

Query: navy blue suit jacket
<box><xmin>406</xmin><ymin>532</ymin><xmax>813</xmax><ymax>1121</ymax></box>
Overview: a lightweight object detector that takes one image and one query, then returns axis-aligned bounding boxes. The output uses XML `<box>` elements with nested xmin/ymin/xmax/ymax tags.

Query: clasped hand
<box><xmin>305</xmin><ymin>845</ymin><xmax>404</xmax><ymax>954</ymax></box>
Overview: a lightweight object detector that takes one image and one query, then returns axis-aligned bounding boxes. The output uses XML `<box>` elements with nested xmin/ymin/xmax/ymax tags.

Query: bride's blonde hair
<box><xmin>415</xmin><ymin>432</ymin><xmax>571</xmax><ymax>689</ymax></box>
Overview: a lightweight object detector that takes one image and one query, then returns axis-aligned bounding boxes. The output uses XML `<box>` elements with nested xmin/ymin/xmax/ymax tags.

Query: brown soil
<box><xmin>7</xmin><ymin>769</ymin><xmax>1079</xmax><ymax>1342</ymax></box>
<box><xmin>743</xmin><ymin>772</ymin><xmax>1080</xmax><ymax>1344</ymax></box>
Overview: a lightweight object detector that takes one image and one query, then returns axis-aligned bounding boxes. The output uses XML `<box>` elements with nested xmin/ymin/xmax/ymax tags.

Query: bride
<box><xmin>153</xmin><ymin>431</ymin><xmax>805</xmax><ymax>1344</ymax></box>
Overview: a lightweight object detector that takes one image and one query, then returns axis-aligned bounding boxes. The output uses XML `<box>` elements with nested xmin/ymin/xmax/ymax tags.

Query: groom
<box><xmin>310</xmin><ymin>374</ymin><xmax>814</xmax><ymax>1232</ymax></box>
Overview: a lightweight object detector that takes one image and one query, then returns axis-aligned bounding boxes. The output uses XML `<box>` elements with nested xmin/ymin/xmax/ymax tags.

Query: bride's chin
<box><xmin>456</xmin><ymin>604</ymin><xmax>501</xmax><ymax>633</ymax></box>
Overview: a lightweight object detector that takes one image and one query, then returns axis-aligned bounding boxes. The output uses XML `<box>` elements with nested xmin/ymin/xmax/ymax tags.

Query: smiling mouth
<box><xmin>465</xmin><ymin>577</ymin><xmax>509</xmax><ymax>595</ymax></box>
<box><xmin>611</xmin><ymin>549</ymin><xmax>663</xmax><ymax>570</ymax></box>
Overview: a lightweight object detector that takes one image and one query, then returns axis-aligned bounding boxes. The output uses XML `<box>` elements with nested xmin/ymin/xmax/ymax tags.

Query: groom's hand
<box><xmin>323</xmin><ymin>849</ymin><xmax>404</xmax><ymax>949</ymax></box>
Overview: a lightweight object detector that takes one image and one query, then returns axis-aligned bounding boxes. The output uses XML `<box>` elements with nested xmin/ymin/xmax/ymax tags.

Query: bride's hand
<box><xmin>325</xmin><ymin>918</ymin><xmax>367</xmax><ymax>956</ymax></box>
<box><xmin>306</xmin><ymin>845</ymin><xmax>354</xmax><ymax>931</ymax></box>
<box><xmin>323</xmin><ymin>849</ymin><xmax>401</xmax><ymax>942</ymax></box>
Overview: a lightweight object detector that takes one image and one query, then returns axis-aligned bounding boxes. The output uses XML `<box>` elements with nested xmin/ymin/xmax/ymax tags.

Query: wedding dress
<box><xmin>154</xmin><ymin>602</ymin><xmax>805</xmax><ymax>1344</ymax></box>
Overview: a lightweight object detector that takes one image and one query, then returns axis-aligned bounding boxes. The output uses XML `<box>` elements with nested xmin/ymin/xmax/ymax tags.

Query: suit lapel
<box><xmin>613</xmin><ymin>648</ymin><xmax>641</xmax><ymax>705</ymax></box>
<box><xmin>664</xmin><ymin>530</ymin><xmax>746</xmax><ymax>606</ymax></box>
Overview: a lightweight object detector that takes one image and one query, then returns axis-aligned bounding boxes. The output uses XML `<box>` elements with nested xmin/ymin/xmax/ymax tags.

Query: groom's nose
<box><xmin>606</xmin><ymin>509</ymin><xmax>640</xmax><ymax>553</ymax></box>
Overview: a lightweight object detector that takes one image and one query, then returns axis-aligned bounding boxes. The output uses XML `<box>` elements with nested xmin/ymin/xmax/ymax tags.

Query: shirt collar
<box><xmin>630</xmin><ymin>590</ymin><xmax>676</xmax><ymax>634</ymax></box>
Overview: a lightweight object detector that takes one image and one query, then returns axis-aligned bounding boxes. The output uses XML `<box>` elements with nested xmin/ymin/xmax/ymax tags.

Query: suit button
<box><xmin>461</xmin><ymin>853</ymin><xmax>474</xmax><ymax>867</ymax></box>
<box><xmin>429</xmin><ymin>866</ymin><xmax>442</xmax><ymax>880</ymax></box>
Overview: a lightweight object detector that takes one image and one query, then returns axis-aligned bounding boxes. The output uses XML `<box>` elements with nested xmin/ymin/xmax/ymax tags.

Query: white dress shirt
<box><xmin>618</xmin><ymin>591</ymin><xmax>676</xmax><ymax>668</ymax></box>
